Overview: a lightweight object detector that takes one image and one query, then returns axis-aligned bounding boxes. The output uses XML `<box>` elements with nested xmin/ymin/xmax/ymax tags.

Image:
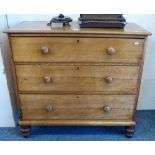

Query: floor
<box><xmin>0</xmin><ymin>110</ymin><xmax>155</xmax><ymax>141</ymax></box>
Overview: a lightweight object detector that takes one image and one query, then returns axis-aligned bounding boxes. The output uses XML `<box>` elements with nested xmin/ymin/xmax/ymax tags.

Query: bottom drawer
<box><xmin>19</xmin><ymin>94</ymin><xmax>136</xmax><ymax>120</ymax></box>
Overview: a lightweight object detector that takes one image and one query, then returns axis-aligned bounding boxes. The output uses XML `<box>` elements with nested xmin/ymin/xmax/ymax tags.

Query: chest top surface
<box><xmin>5</xmin><ymin>21</ymin><xmax>151</xmax><ymax>36</ymax></box>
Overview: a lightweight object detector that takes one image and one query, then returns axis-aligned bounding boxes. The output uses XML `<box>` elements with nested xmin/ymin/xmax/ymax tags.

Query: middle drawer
<box><xmin>16</xmin><ymin>65</ymin><xmax>139</xmax><ymax>93</ymax></box>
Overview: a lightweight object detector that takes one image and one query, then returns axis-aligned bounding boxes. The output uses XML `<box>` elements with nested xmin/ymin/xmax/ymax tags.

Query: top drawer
<box><xmin>11</xmin><ymin>37</ymin><xmax>144</xmax><ymax>64</ymax></box>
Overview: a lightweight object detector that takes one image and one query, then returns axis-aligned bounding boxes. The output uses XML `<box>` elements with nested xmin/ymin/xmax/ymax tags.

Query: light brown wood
<box><xmin>19</xmin><ymin>120</ymin><xmax>136</xmax><ymax>126</ymax></box>
<box><xmin>16</xmin><ymin>65</ymin><xmax>139</xmax><ymax>93</ymax></box>
<box><xmin>20</xmin><ymin>94</ymin><xmax>136</xmax><ymax>120</ymax></box>
<box><xmin>18</xmin><ymin>91</ymin><xmax>137</xmax><ymax>95</ymax></box>
<box><xmin>6</xmin><ymin>21</ymin><xmax>151</xmax><ymax>137</ymax></box>
<box><xmin>5</xmin><ymin>21</ymin><xmax>151</xmax><ymax>36</ymax></box>
<box><xmin>9</xmin><ymin>33</ymin><xmax>149</xmax><ymax>39</ymax></box>
<box><xmin>14</xmin><ymin>62</ymin><xmax>140</xmax><ymax>66</ymax></box>
<box><xmin>11</xmin><ymin>37</ymin><xmax>144</xmax><ymax>64</ymax></box>
<box><xmin>133</xmin><ymin>38</ymin><xmax>149</xmax><ymax>120</ymax></box>
<box><xmin>7</xmin><ymin>35</ymin><xmax>22</xmax><ymax>118</ymax></box>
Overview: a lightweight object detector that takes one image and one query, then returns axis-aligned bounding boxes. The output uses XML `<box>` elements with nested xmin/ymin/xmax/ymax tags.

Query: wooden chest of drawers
<box><xmin>6</xmin><ymin>21</ymin><xmax>151</xmax><ymax>138</ymax></box>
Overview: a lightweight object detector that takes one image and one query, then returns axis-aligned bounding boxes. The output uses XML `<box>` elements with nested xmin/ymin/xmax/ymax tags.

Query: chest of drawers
<box><xmin>6</xmin><ymin>21</ymin><xmax>151</xmax><ymax>138</ymax></box>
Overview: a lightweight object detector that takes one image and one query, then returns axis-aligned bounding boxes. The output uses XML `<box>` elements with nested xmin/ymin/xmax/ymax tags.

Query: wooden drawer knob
<box><xmin>107</xmin><ymin>47</ymin><xmax>116</xmax><ymax>55</ymax></box>
<box><xmin>103</xmin><ymin>105</ymin><xmax>111</xmax><ymax>113</ymax></box>
<box><xmin>44</xmin><ymin>75</ymin><xmax>52</xmax><ymax>83</ymax></box>
<box><xmin>41</xmin><ymin>46</ymin><xmax>49</xmax><ymax>54</ymax></box>
<box><xmin>45</xmin><ymin>105</ymin><xmax>53</xmax><ymax>112</ymax></box>
<box><xmin>105</xmin><ymin>76</ymin><xmax>113</xmax><ymax>84</ymax></box>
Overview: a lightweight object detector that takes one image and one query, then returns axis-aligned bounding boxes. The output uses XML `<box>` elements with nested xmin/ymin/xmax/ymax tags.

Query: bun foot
<box><xmin>125</xmin><ymin>126</ymin><xmax>135</xmax><ymax>138</ymax></box>
<box><xmin>20</xmin><ymin>125</ymin><xmax>31</xmax><ymax>138</ymax></box>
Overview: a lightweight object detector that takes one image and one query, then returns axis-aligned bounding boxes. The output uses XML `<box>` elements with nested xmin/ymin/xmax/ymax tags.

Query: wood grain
<box><xmin>7</xmin><ymin>35</ymin><xmax>22</xmax><ymax>118</ymax></box>
<box><xmin>19</xmin><ymin>120</ymin><xmax>136</xmax><ymax>126</ymax></box>
<box><xmin>19</xmin><ymin>94</ymin><xmax>136</xmax><ymax>120</ymax></box>
<box><xmin>9</xmin><ymin>33</ymin><xmax>149</xmax><ymax>39</ymax></box>
<box><xmin>15</xmin><ymin>65</ymin><xmax>139</xmax><ymax>93</ymax></box>
<box><xmin>5</xmin><ymin>21</ymin><xmax>151</xmax><ymax>36</ymax></box>
<box><xmin>5</xmin><ymin>21</ymin><xmax>151</xmax><ymax>136</ymax></box>
<box><xmin>11</xmin><ymin>37</ymin><xmax>144</xmax><ymax>64</ymax></box>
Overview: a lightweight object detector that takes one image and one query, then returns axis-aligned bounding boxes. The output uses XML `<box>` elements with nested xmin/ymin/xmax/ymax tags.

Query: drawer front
<box><xmin>16</xmin><ymin>65</ymin><xmax>139</xmax><ymax>93</ymax></box>
<box><xmin>20</xmin><ymin>94</ymin><xmax>136</xmax><ymax>120</ymax></box>
<box><xmin>11</xmin><ymin>37</ymin><xmax>144</xmax><ymax>63</ymax></box>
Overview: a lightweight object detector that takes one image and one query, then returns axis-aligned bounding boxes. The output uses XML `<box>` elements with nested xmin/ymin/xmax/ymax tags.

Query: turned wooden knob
<box><xmin>105</xmin><ymin>76</ymin><xmax>113</xmax><ymax>84</ymax></box>
<box><xmin>44</xmin><ymin>75</ymin><xmax>52</xmax><ymax>83</ymax></box>
<box><xmin>45</xmin><ymin>105</ymin><xmax>53</xmax><ymax>112</ymax></box>
<box><xmin>107</xmin><ymin>47</ymin><xmax>116</xmax><ymax>55</ymax></box>
<box><xmin>103</xmin><ymin>105</ymin><xmax>111</xmax><ymax>113</ymax></box>
<box><xmin>41</xmin><ymin>46</ymin><xmax>49</xmax><ymax>54</ymax></box>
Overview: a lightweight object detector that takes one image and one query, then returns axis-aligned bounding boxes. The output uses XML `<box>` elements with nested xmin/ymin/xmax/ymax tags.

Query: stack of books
<box><xmin>79</xmin><ymin>14</ymin><xmax>126</xmax><ymax>28</ymax></box>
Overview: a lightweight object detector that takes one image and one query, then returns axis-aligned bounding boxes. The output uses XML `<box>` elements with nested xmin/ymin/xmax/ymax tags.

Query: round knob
<box><xmin>107</xmin><ymin>47</ymin><xmax>116</xmax><ymax>55</ymax></box>
<box><xmin>103</xmin><ymin>105</ymin><xmax>111</xmax><ymax>113</ymax></box>
<box><xmin>44</xmin><ymin>75</ymin><xmax>52</xmax><ymax>84</ymax></box>
<box><xmin>45</xmin><ymin>105</ymin><xmax>53</xmax><ymax>112</ymax></box>
<box><xmin>41</xmin><ymin>46</ymin><xmax>49</xmax><ymax>54</ymax></box>
<box><xmin>105</xmin><ymin>76</ymin><xmax>113</xmax><ymax>84</ymax></box>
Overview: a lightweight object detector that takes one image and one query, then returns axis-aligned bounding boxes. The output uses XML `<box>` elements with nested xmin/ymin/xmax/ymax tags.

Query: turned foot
<box><xmin>125</xmin><ymin>126</ymin><xmax>135</xmax><ymax>138</ymax></box>
<box><xmin>20</xmin><ymin>126</ymin><xmax>31</xmax><ymax>138</ymax></box>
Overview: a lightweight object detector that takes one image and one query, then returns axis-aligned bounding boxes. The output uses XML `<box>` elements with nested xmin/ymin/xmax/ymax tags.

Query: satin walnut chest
<box><xmin>6</xmin><ymin>21</ymin><xmax>151</xmax><ymax>137</ymax></box>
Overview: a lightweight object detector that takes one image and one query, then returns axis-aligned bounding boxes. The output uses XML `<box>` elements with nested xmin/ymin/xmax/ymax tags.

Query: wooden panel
<box><xmin>16</xmin><ymin>65</ymin><xmax>139</xmax><ymax>93</ymax></box>
<box><xmin>5</xmin><ymin>21</ymin><xmax>151</xmax><ymax>36</ymax></box>
<box><xmin>11</xmin><ymin>37</ymin><xmax>144</xmax><ymax>64</ymax></box>
<box><xmin>19</xmin><ymin>94</ymin><xmax>136</xmax><ymax>120</ymax></box>
<box><xmin>19</xmin><ymin>120</ymin><xmax>136</xmax><ymax>126</ymax></box>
